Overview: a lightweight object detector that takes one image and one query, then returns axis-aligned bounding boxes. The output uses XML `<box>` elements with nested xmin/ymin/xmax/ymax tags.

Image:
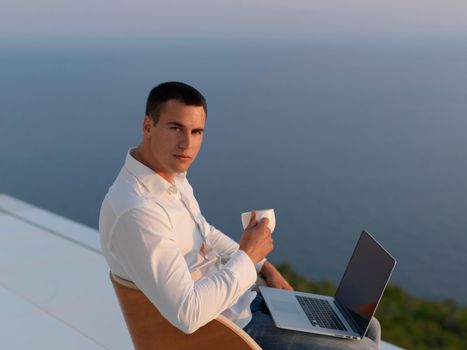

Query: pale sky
<box><xmin>1</xmin><ymin>0</ymin><xmax>467</xmax><ymax>39</ymax></box>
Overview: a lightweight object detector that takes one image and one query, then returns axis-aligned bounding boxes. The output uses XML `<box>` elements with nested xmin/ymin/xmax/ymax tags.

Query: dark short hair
<box><xmin>145</xmin><ymin>81</ymin><xmax>207</xmax><ymax>124</ymax></box>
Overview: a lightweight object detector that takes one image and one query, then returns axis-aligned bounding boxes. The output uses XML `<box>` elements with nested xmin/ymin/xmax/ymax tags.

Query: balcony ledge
<box><xmin>0</xmin><ymin>194</ymin><xmax>404</xmax><ymax>349</ymax></box>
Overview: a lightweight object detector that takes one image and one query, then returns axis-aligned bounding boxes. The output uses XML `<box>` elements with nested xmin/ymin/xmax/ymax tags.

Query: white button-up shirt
<box><xmin>99</xmin><ymin>150</ymin><xmax>259</xmax><ymax>333</ymax></box>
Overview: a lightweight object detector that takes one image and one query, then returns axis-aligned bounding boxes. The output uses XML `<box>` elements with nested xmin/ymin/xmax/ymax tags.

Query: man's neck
<box><xmin>132</xmin><ymin>146</ymin><xmax>175</xmax><ymax>184</ymax></box>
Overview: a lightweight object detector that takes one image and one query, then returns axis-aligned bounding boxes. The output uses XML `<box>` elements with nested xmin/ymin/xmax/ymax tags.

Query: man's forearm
<box><xmin>259</xmin><ymin>260</ymin><xmax>276</xmax><ymax>279</ymax></box>
<box><xmin>259</xmin><ymin>260</ymin><xmax>294</xmax><ymax>291</ymax></box>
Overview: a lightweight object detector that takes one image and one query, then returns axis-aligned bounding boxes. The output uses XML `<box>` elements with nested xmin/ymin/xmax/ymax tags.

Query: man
<box><xmin>99</xmin><ymin>82</ymin><xmax>380</xmax><ymax>349</ymax></box>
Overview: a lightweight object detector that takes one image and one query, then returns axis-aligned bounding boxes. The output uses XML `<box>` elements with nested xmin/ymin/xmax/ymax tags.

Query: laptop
<box><xmin>259</xmin><ymin>230</ymin><xmax>396</xmax><ymax>340</ymax></box>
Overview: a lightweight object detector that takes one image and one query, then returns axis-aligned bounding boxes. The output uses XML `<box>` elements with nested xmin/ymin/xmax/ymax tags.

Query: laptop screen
<box><xmin>335</xmin><ymin>231</ymin><xmax>396</xmax><ymax>336</ymax></box>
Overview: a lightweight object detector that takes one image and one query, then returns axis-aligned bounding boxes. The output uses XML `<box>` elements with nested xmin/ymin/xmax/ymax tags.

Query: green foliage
<box><xmin>276</xmin><ymin>263</ymin><xmax>467</xmax><ymax>350</ymax></box>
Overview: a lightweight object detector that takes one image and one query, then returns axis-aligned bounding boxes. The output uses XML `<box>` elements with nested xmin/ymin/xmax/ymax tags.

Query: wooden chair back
<box><xmin>110</xmin><ymin>272</ymin><xmax>261</xmax><ymax>350</ymax></box>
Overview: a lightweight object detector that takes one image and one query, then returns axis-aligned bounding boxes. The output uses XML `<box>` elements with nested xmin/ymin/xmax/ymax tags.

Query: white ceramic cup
<box><xmin>241</xmin><ymin>209</ymin><xmax>276</xmax><ymax>233</ymax></box>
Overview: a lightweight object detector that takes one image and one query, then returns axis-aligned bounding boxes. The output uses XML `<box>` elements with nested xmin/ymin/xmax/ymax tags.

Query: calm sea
<box><xmin>1</xmin><ymin>38</ymin><xmax>466</xmax><ymax>304</ymax></box>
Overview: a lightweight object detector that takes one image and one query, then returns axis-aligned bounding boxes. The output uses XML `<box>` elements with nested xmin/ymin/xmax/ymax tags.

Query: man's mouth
<box><xmin>174</xmin><ymin>154</ymin><xmax>192</xmax><ymax>160</ymax></box>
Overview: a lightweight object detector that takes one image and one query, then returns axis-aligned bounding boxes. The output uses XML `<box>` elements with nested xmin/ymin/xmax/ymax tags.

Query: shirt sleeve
<box><xmin>202</xmin><ymin>217</ymin><xmax>239</xmax><ymax>257</ymax></box>
<box><xmin>202</xmin><ymin>216</ymin><xmax>266</xmax><ymax>273</ymax></box>
<box><xmin>108</xmin><ymin>205</ymin><xmax>257</xmax><ymax>334</ymax></box>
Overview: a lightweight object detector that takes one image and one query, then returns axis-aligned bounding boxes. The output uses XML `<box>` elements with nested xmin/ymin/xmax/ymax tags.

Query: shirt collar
<box><xmin>124</xmin><ymin>148</ymin><xmax>187</xmax><ymax>196</ymax></box>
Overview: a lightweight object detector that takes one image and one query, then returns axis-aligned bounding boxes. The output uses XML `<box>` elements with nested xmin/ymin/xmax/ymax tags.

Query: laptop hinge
<box><xmin>334</xmin><ymin>300</ymin><xmax>362</xmax><ymax>336</ymax></box>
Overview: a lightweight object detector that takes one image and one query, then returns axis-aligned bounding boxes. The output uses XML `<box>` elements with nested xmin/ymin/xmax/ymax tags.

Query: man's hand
<box><xmin>260</xmin><ymin>261</ymin><xmax>293</xmax><ymax>291</ymax></box>
<box><xmin>239</xmin><ymin>211</ymin><xmax>273</xmax><ymax>264</ymax></box>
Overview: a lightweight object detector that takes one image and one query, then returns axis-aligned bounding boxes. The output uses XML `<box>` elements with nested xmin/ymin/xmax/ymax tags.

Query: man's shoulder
<box><xmin>104</xmin><ymin>168</ymin><xmax>160</xmax><ymax>217</ymax></box>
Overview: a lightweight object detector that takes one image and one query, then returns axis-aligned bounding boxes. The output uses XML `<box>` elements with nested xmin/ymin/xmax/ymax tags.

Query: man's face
<box><xmin>143</xmin><ymin>99</ymin><xmax>206</xmax><ymax>182</ymax></box>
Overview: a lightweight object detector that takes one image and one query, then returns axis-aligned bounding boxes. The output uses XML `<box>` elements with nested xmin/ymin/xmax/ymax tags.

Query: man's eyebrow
<box><xmin>167</xmin><ymin>121</ymin><xmax>185</xmax><ymax>127</ymax></box>
<box><xmin>167</xmin><ymin>121</ymin><xmax>204</xmax><ymax>132</ymax></box>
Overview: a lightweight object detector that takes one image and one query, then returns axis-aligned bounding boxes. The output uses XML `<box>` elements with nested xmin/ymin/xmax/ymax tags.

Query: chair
<box><xmin>110</xmin><ymin>272</ymin><xmax>262</xmax><ymax>350</ymax></box>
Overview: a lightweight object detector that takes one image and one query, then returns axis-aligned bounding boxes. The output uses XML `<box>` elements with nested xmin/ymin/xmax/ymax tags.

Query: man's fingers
<box><xmin>259</xmin><ymin>217</ymin><xmax>270</xmax><ymax>231</ymax></box>
<box><xmin>246</xmin><ymin>211</ymin><xmax>257</xmax><ymax>229</ymax></box>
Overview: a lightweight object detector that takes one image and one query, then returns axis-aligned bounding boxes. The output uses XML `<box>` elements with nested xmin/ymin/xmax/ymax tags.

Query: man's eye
<box><xmin>194</xmin><ymin>130</ymin><xmax>204</xmax><ymax>135</ymax></box>
<box><xmin>170</xmin><ymin>127</ymin><xmax>181</xmax><ymax>132</ymax></box>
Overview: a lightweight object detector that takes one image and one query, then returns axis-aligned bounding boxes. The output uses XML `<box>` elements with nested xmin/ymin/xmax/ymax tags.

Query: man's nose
<box><xmin>178</xmin><ymin>132</ymin><xmax>192</xmax><ymax>149</ymax></box>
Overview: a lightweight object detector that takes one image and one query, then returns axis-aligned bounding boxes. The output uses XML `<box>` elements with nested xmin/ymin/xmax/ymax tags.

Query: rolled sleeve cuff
<box><xmin>255</xmin><ymin>258</ymin><xmax>266</xmax><ymax>274</ymax></box>
<box><xmin>224</xmin><ymin>250</ymin><xmax>257</xmax><ymax>292</ymax></box>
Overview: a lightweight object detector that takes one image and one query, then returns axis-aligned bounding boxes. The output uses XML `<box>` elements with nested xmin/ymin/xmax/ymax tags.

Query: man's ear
<box><xmin>142</xmin><ymin>116</ymin><xmax>153</xmax><ymax>138</ymax></box>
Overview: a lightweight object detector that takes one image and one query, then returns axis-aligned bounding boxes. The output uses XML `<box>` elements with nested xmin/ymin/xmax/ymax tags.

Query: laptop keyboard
<box><xmin>296</xmin><ymin>296</ymin><xmax>346</xmax><ymax>331</ymax></box>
